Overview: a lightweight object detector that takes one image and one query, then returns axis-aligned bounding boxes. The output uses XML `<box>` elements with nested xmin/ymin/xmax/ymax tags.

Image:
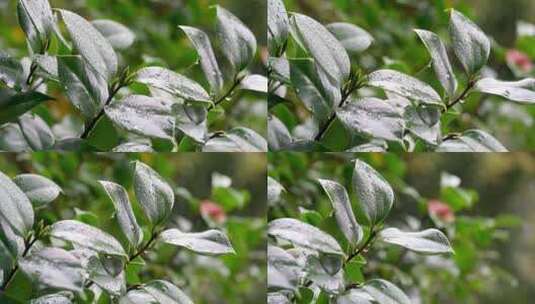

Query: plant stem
<box><xmin>344</xmin><ymin>227</ymin><xmax>376</xmax><ymax>266</ymax></box>
<box><xmin>129</xmin><ymin>230</ymin><xmax>159</xmax><ymax>262</ymax></box>
<box><xmin>208</xmin><ymin>77</ymin><xmax>243</xmax><ymax>110</ymax></box>
<box><xmin>0</xmin><ymin>234</ymin><xmax>39</xmax><ymax>291</ymax></box>
<box><xmin>80</xmin><ymin>83</ymin><xmax>124</xmax><ymax>139</ymax></box>
<box><xmin>445</xmin><ymin>78</ymin><xmax>476</xmax><ymax>110</ymax></box>
<box><xmin>314</xmin><ymin>84</ymin><xmax>357</xmax><ymax>142</ymax></box>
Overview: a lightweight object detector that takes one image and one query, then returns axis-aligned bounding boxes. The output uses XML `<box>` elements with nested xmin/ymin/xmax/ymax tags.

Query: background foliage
<box><xmin>0</xmin><ymin>152</ymin><xmax>266</xmax><ymax>304</ymax></box>
<box><xmin>268</xmin><ymin>152</ymin><xmax>534</xmax><ymax>303</ymax></box>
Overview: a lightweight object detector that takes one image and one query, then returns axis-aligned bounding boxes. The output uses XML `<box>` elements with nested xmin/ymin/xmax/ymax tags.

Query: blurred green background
<box><xmin>269</xmin><ymin>152</ymin><xmax>535</xmax><ymax>303</ymax></box>
<box><xmin>0</xmin><ymin>152</ymin><xmax>266</xmax><ymax>304</ymax></box>
<box><xmin>273</xmin><ymin>0</ymin><xmax>535</xmax><ymax>150</ymax></box>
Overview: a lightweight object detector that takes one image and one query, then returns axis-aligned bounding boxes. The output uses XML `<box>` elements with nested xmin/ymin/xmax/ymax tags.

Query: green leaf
<box><xmin>0</xmin><ymin>170</ymin><xmax>34</xmax><ymax>237</ymax></box>
<box><xmin>352</xmin><ymin>159</ymin><xmax>394</xmax><ymax>225</ymax></box>
<box><xmin>268</xmin><ymin>218</ymin><xmax>343</xmax><ymax>256</ymax></box>
<box><xmin>92</xmin><ymin>20</ymin><xmax>135</xmax><ymax>50</ymax></box>
<box><xmin>30</xmin><ymin>293</ymin><xmax>73</xmax><ymax>304</ymax></box>
<box><xmin>304</xmin><ymin>254</ymin><xmax>344</xmax><ymax>294</ymax></box>
<box><xmin>362</xmin><ymin>279</ymin><xmax>410</xmax><ymax>304</ymax></box>
<box><xmin>449</xmin><ymin>9</ymin><xmax>490</xmax><ymax>75</ymax></box>
<box><xmin>133</xmin><ymin>161</ymin><xmax>174</xmax><ymax>226</ymax></box>
<box><xmin>319</xmin><ymin>179</ymin><xmax>363</xmax><ymax>246</ymax></box>
<box><xmin>50</xmin><ymin>220</ymin><xmax>127</xmax><ymax>258</ymax></box>
<box><xmin>0</xmin><ymin>123</ymin><xmax>30</xmax><ymax>152</ymax></box>
<box><xmin>267</xmin><ymin>245</ymin><xmax>300</xmax><ymax>290</ymax></box>
<box><xmin>13</xmin><ymin>173</ymin><xmax>61</xmax><ymax>207</ymax></box>
<box><xmin>216</xmin><ymin>6</ymin><xmax>257</xmax><ymax>73</ymax></box>
<box><xmin>142</xmin><ymin>280</ymin><xmax>193</xmax><ymax>304</ymax></box>
<box><xmin>105</xmin><ymin>95</ymin><xmax>175</xmax><ymax>141</ymax></box>
<box><xmin>58</xmin><ymin>55</ymin><xmax>108</xmax><ymax>120</ymax></box>
<box><xmin>59</xmin><ymin>9</ymin><xmax>118</xmax><ymax>80</ymax></box>
<box><xmin>17</xmin><ymin>114</ymin><xmax>55</xmax><ymax>150</ymax></box>
<box><xmin>379</xmin><ymin>227</ymin><xmax>454</xmax><ymax>254</ymax></box>
<box><xmin>136</xmin><ymin>67</ymin><xmax>211</xmax><ymax>103</ymax></box>
<box><xmin>437</xmin><ymin>129</ymin><xmax>508</xmax><ymax>152</ymax></box>
<box><xmin>405</xmin><ymin>104</ymin><xmax>442</xmax><ymax>145</ymax></box>
<box><xmin>119</xmin><ymin>289</ymin><xmax>158</xmax><ymax>304</ymax></box>
<box><xmin>241</xmin><ymin>74</ymin><xmax>268</xmax><ymax>93</ymax></box>
<box><xmin>160</xmin><ymin>228</ymin><xmax>235</xmax><ymax>255</ymax></box>
<box><xmin>268</xmin><ymin>292</ymin><xmax>290</xmax><ymax>304</ymax></box>
<box><xmin>17</xmin><ymin>0</ymin><xmax>55</xmax><ymax>53</ymax></box>
<box><xmin>336</xmin><ymin>289</ymin><xmax>375</xmax><ymax>304</ymax></box>
<box><xmin>267</xmin><ymin>176</ymin><xmax>285</xmax><ymax>206</ymax></box>
<box><xmin>18</xmin><ymin>247</ymin><xmax>84</xmax><ymax>292</ymax></box>
<box><xmin>268</xmin><ymin>0</ymin><xmax>290</xmax><ymax>53</ymax></box>
<box><xmin>289</xmin><ymin>58</ymin><xmax>338</xmax><ymax>124</ymax></box>
<box><xmin>0</xmin><ymin>89</ymin><xmax>54</xmax><ymax>125</ymax></box>
<box><xmin>368</xmin><ymin>69</ymin><xmax>442</xmax><ymax>105</ymax></box>
<box><xmin>268</xmin><ymin>115</ymin><xmax>292</xmax><ymax>150</ymax></box>
<box><xmin>0</xmin><ymin>53</ymin><xmax>24</xmax><ymax>89</ymax></box>
<box><xmin>290</xmin><ymin>14</ymin><xmax>350</xmax><ymax>87</ymax></box>
<box><xmin>414</xmin><ymin>29</ymin><xmax>458</xmax><ymax>96</ymax></box>
<box><xmin>202</xmin><ymin>127</ymin><xmax>267</xmax><ymax>152</ymax></box>
<box><xmin>474</xmin><ymin>78</ymin><xmax>535</xmax><ymax>104</ymax></box>
<box><xmin>337</xmin><ymin>98</ymin><xmax>405</xmax><ymax>142</ymax></box>
<box><xmin>326</xmin><ymin>23</ymin><xmax>373</xmax><ymax>54</ymax></box>
<box><xmin>99</xmin><ymin>181</ymin><xmax>143</xmax><ymax>248</ymax></box>
<box><xmin>87</xmin><ymin>255</ymin><xmax>126</xmax><ymax>296</ymax></box>
<box><xmin>179</xmin><ymin>26</ymin><xmax>224</xmax><ymax>94</ymax></box>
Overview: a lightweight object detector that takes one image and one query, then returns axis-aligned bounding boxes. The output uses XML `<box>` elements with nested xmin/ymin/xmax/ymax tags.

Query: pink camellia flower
<box><xmin>506</xmin><ymin>49</ymin><xmax>533</xmax><ymax>73</ymax></box>
<box><xmin>200</xmin><ymin>200</ymin><xmax>226</xmax><ymax>224</ymax></box>
<box><xmin>427</xmin><ymin>199</ymin><xmax>455</xmax><ymax>223</ymax></box>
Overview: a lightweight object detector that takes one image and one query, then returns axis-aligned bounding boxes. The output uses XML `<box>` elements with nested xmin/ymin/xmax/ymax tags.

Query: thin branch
<box><xmin>208</xmin><ymin>77</ymin><xmax>243</xmax><ymax>110</ymax></box>
<box><xmin>445</xmin><ymin>78</ymin><xmax>476</xmax><ymax>110</ymax></box>
<box><xmin>314</xmin><ymin>83</ymin><xmax>358</xmax><ymax>142</ymax></box>
<box><xmin>344</xmin><ymin>227</ymin><xmax>376</xmax><ymax>266</ymax></box>
<box><xmin>129</xmin><ymin>231</ymin><xmax>158</xmax><ymax>262</ymax></box>
<box><xmin>0</xmin><ymin>234</ymin><xmax>39</xmax><ymax>291</ymax></box>
<box><xmin>81</xmin><ymin>83</ymin><xmax>124</xmax><ymax>139</ymax></box>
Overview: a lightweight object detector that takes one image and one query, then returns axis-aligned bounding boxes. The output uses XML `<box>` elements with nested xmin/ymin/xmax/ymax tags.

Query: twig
<box><xmin>0</xmin><ymin>234</ymin><xmax>39</xmax><ymax>291</ymax></box>
<box><xmin>445</xmin><ymin>78</ymin><xmax>476</xmax><ymax>110</ymax></box>
<box><xmin>208</xmin><ymin>77</ymin><xmax>243</xmax><ymax>110</ymax></box>
<box><xmin>81</xmin><ymin>83</ymin><xmax>124</xmax><ymax>139</ymax></box>
<box><xmin>344</xmin><ymin>227</ymin><xmax>376</xmax><ymax>266</ymax></box>
<box><xmin>129</xmin><ymin>231</ymin><xmax>158</xmax><ymax>262</ymax></box>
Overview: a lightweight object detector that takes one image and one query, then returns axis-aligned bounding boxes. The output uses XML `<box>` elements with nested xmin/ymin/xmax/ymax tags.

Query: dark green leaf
<box><xmin>0</xmin><ymin>89</ymin><xmax>53</xmax><ymax>125</ymax></box>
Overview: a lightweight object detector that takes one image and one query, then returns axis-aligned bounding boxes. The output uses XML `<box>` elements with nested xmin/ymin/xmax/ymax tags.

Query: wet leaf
<box><xmin>136</xmin><ymin>67</ymin><xmax>210</xmax><ymax>103</ymax></box>
<box><xmin>92</xmin><ymin>19</ymin><xmax>135</xmax><ymax>50</ymax></box>
<box><xmin>437</xmin><ymin>129</ymin><xmax>507</xmax><ymax>152</ymax></box>
<box><xmin>352</xmin><ymin>159</ymin><xmax>394</xmax><ymax>225</ymax></box>
<box><xmin>0</xmin><ymin>89</ymin><xmax>54</xmax><ymax>124</ymax></box>
<box><xmin>50</xmin><ymin>220</ymin><xmax>127</xmax><ymax>257</ymax></box>
<box><xmin>475</xmin><ymin>78</ymin><xmax>535</xmax><ymax>103</ymax></box>
<box><xmin>318</xmin><ymin>179</ymin><xmax>363</xmax><ymax>245</ymax></box>
<box><xmin>0</xmin><ymin>170</ymin><xmax>34</xmax><ymax>237</ymax></box>
<box><xmin>268</xmin><ymin>218</ymin><xmax>343</xmax><ymax>255</ymax></box>
<box><xmin>18</xmin><ymin>247</ymin><xmax>84</xmax><ymax>292</ymax></box>
<box><xmin>380</xmin><ymin>227</ymin><xmax>454</xmax><ymax>254</ymax></box>
<box><xmin>362</xmin><ymin>279</ymin><xmax>410</xmax><ymax>304</ymax></box>
<box><xmin>133</xmin><ymin>161</ymin><xmax>174</xmax><ymax>226</ymax></box>
<box><xmin>336</xmin><ymin>289</ymin><xmax>375</xmax><ymax>304</ymax></box>
<box><xmin>216</xmin><ymin>6</ymin><xmax>257</xmax><ymax>73</ymax></box>
<box><xmin>241</xmin><ymin>74</ymin><xmax>268</xmax><ymax>93</ymax></box>
<box><xmin>414</xmin><ymin>29</ymin><xmax>457</xmax><ymax>96</ymax></box>
<box><xmin>368</xmin><ymin>69</ymin><xmax>442</xmax><ymax>105</ymax></box>
<box><xmin>203</xmin><ymin>127</ymin><xmax>267</xmax><ymax>152</ymax></box>
<box><xmin>337</xmin><ymin>98</ymin><xmax>405</xmax><ymax>142</ymax></box>
<box><xmin>59</xmin><ymin>9</ymin><xmax>118</xmax><ymax>80</ymax></box>
<box><xmin>143</xmin><ymin>280</ymin><xmax>193</xmax><ymax>304</ymax></box>
<box><xmin>99</xmin><ymin>181</ymin><xmax>143</xmax><ymax>247</ymax></box>
<box><xmin>17</xmin><ymin>114</ymin><xmax>55</xmax><ymax>150</ymax></box>
<box><xmin>449</xmin><ymin>9</ymin><xmax>490</xmax><ymax>75</ymax></box>
<box><xmin>58</xmin><ymin>55</ymin><xmax>108</xmax><ymax>120</ymax></box>
<box><xmin>105</xmin><ymin>95</ymin><xmax>175</xmax><ymax>140</ymax></box>
<box><xmin>290</xmin><ymin>14</ymin><xmax>350</xmax><ymax>87</ymax></box>
<box><xmin>268</xmin><ymin>0</ymin><xmax>290</xmax><ymax>53</ymax></box>
<box><xmin>160</xmin><ymin>228</ymin><xmax>235</xmax><ymax>255</ymax></box>
<box><xmin>267</xmin><ymin>176</ymin><xmax>285</xmax><ymax>206</ymax></box>
<box><xmin>17</xmin><ymin>0</ymin><xmax>55</xmax><ymax>52</ymax></box>
<box><xmin>87</xmin><ymin>255</ymin><xmax>126</xmax><ymax>296</ymax></box>
<box><xmin>13</xmin><ymin>173</ymin><xmax>61</xmax><ymax>207</ymax></box>
<box><xmin>0</xmin><ymin>53</ymin><xmax>24</xmax><ymax>89</ymax></box>
<box><xmin>268</xmin><ymin>115</ymin><xmax>292</xmax><ymax>150</ymax></box>
<box><xmin>327</xmin><ymin>23</ymin><xmax>373</xmax><ymax>54</ymax></box>
<box><xmin>179</xmin><ymin>26</ymin><xmax>224</xmax><ymax>94</ymax></box>
<box><xmin>30</xmin><ymin>293</ymin><xmax>73</xmax><ymax>304</ymax></box>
